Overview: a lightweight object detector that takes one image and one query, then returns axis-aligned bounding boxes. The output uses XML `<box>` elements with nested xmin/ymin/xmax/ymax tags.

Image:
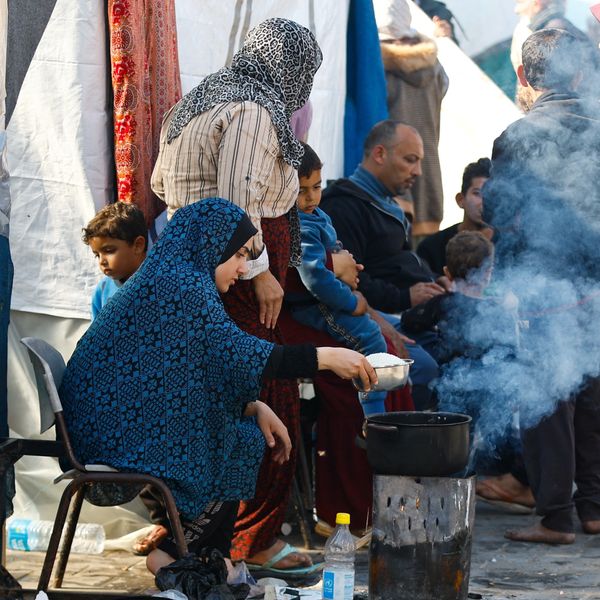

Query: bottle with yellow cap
<box><xmin>322</xmin><ymin>512</ymin><xmax>355</xmax><ymax>599</ymax></box>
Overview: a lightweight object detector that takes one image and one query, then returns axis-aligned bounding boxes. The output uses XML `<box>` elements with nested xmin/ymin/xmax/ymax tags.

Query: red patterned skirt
<box><xmin>223</xmin><ymin>216</ymin><xmax>300</xmax><ymax>560</ymax></box>
<box><xmin>279</xmin><ymin>275</ymin><xmax>414</xmax><ymax>530</ymax></box>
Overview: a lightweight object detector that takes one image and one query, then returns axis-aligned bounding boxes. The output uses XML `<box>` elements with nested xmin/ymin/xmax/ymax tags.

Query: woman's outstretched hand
<box><xmin>245</xmin><ymin>401</ymin><xmax>292</xmax><ymax>464</ymax></box>
<box><xmin>317</xmin><ymin>347</ymin><xmax>378</xmax><ymax>391</ymax></box>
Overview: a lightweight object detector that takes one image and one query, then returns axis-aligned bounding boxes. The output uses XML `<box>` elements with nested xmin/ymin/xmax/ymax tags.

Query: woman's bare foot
<box><xmin>146</xmin><ymin>548</ymin><xmax>176</xmax><ymax>574</ymax></box>
<box><xmin>477</xmin><ymin>473</ymin><xmax>535</xmax><ymax>508</ymax></box>
<box><xmin>133</xmin><ymin>524</ymin><xmax>169</xmax><ymax>556</ymax></box>
<box><xmin>505</xmin><ymin>522</ymin><xmax>575</xmax><ymax>544</ymax></box>
<box><xmin>582</xmin><ymin>520</ymin><xmax>600</xmax><ymax>534</ymax></box>
<box><xmin>246</xmin><ymin>539</ymin><xmax>312</xmax><ymax>569</ymax></box>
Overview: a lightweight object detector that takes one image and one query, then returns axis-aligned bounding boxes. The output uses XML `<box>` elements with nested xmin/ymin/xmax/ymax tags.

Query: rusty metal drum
<box><xmin>369</xmin><ymin>475</ymin><xmax>476</xmax><ymax>600</ymax></box>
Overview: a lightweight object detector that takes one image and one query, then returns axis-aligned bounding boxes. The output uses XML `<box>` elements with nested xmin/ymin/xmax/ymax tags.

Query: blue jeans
<box><xmin>379</xmin><ymin>312</ymin><xmax>439</xmax><ymax>410</ymax></box>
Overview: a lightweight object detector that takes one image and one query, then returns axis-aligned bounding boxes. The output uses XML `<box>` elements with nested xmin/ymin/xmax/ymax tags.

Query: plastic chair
<box><xmin>20</xmin><ymin>337</ymin><xmax>188</xmax><ymax>591</ymax></box>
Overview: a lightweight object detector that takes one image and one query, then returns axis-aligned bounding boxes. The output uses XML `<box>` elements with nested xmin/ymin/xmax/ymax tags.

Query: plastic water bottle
<box><xmin>322</xmin><ymin>512</ymin><xmax>355</xmax><ymax>600</ymax></box>
<box><xmin>7</xmin><ymin>518</ymin><xmax>105</xmax><ymax>554</ymax></box>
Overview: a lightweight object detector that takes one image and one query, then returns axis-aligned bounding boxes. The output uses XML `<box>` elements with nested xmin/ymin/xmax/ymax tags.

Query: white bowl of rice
<box><xmin>353</xmin><ymin>352</ymin><xmax>413</xmax><ymax>392</ymax></box>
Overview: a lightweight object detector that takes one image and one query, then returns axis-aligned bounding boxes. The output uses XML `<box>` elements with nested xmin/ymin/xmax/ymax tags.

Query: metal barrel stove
<box><xmin>369</xmin><ymin>474</ymin><xmax>476</xmax><ymax>600</ymax></box>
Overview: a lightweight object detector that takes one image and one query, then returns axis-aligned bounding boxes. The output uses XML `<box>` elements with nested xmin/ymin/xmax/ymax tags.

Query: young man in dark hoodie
<box><xmin>483</xmin><ymin>28</ymin><xmax>600</xmax><ymax>544</ymax></box>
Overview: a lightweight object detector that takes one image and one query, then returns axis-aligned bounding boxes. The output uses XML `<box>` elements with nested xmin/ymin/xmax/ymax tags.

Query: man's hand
<box><xmin>246</xmin><ymin>401</ymin><xmax>292</xmax><ymax>464</ymax></box>
<box><xmin>367</xmin><ymin>307</ymin><xmax>412</xmax><ymax>359</ymax></box>
<box><xmin>409</xmin><ymin>282</ymin><xmax>445</xmax><ymax>307</ymax></box>
<box><xmin>352</xmin><ymin>291</ymin><xmax>368</xmax><ymax>316</ymax></box>
<box><xmin>436</xmin><ymin>276</ymin><xmax>453</xmax><ymax>292</ymax></box>
<box><xmin>432</xmin><ymin>16</ymin><xmax>453</xmax><ymax>38</ymax></box>
<box><xmin>332</xmin><ymin>249</ymin><xmax>363</xmax><ymax>290</ymax></box>
<box><xmin>252</xmin><ymin>269</ymin><xmax>284</xmax><ymax>329</ymax></box>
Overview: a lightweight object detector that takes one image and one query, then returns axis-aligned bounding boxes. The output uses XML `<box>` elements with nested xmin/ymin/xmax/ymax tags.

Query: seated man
<box><xmin>321</xmin><ymin>120</ymin><xmax>447</xmax><ymax>409</ymax></box>
<box><xmin>417</xmin><ymin>158</ymin><xmax>493</xmax><ymax>278</ymax></box>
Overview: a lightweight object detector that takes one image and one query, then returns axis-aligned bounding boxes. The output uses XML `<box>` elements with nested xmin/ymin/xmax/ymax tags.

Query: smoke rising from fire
<box><xmin>434</xmin><ymin>29</ymin><xmax>600</xmax><ymax>459</ymax></box>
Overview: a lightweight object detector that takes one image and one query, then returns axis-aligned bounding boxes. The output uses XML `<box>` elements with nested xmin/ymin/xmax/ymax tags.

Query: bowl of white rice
<box><xmin>353</xmin><ymin>352</ymin><xmax>413</xmax><ymax>392</ymax></box>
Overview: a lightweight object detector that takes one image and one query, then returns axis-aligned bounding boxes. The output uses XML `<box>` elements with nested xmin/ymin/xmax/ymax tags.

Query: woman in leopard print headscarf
<box><xmin>150</xmin><ymin>18</ymin><xmax>322</xmax><ymax>575</ymax></box>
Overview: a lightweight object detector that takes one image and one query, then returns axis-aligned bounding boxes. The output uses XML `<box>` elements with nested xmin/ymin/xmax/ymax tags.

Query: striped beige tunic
<box><xmin>151</xmin><ymin>100</ymin><xmax>298</xmax><ymax>258</ymax></box>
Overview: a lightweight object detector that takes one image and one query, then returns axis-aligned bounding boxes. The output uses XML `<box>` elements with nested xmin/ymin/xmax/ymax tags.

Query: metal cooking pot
<box><xmin>364</xmin><ymin>411</ymin><xmax>472</xmax><ymax>476</ymax></box>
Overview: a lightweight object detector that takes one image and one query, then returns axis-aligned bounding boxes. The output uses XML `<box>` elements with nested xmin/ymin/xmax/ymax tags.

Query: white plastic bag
<box><xmin>153</xmin><ymin>590</ymin><xmax>188</xmax><ymax>599</ymax></box>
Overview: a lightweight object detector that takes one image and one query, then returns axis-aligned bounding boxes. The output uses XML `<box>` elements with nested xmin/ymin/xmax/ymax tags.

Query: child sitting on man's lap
<box><xmin>287</xmin><ymin>143</ymin><xmax>389</xmax><ymax>415</ymax></box>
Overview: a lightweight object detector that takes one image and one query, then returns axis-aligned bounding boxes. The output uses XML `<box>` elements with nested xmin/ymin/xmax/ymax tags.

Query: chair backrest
<box><xmin>20</xmin><ymin>337</ymin><xmax>66</xmax><ymax>434</ymax></box>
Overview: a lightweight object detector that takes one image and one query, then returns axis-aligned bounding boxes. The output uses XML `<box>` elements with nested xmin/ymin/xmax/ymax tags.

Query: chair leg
<box><xmin>296</xmin><ymin>431</ymin><xmax>315</xmax><ymax>512</ymax></box>
<box><xmin>52</xmin><ymin>484</ymin><xmax>86</xmax><ymax>588</ymax></box>
<box><xmin>292</xmin><ymin>477</ymin><xmax>314</xmax><ymax>549</ymax></box>
<box><xmin>151</xmin><ymin>479</ymin><xmax>187</xmax><ymax>558</ymax></box>
<box><xmin>38</xmin><ymin>480</ymin><xmax>79</xmax><ymax>591</ymax></box>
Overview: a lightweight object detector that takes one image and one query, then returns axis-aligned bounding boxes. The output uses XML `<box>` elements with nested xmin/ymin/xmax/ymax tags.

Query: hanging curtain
<box><xmin>344</xmin><ymin>0</ymin><xmax>389</xmax><ymax>176</ymax></box>
<box><xmin>108</xmin><ymin>0</ymin><xmax>182</xmax><ymax>224</ymax></box>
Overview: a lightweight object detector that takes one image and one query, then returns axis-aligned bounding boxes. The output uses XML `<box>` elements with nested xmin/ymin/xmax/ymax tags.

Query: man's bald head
<box><xmin>361</xmin><ymin>120</ymin><xmax>424</xmax><ymax>195</ymax></box>
<box><xmin>363</xmin><ymin>120</ymin><xmax>421</xmax><ymax>159</ymax></box>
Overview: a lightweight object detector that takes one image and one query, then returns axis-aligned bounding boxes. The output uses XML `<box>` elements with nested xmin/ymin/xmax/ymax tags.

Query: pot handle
<box><xmin>368</xmin><ymin>422</ymin><xmax>401</xmax><ymax>441</ymax></box>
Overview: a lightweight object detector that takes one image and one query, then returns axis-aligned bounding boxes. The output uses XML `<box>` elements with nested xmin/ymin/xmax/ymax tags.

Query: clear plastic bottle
<box><xmin>322</xmin><ymin>512</ymin><xmax>355</xmax><ymax>600</ymax></box>
<box><xmin>7</xmin><ymin>518</ymin><xmax>105</xmax><ymax>554</ymax></box>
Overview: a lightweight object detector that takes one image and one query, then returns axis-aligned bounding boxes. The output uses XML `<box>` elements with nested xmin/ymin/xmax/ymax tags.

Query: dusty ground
<box><xmin>8</xmin><ymin>500</ymin><xmax>600</xmax><ymax>598</ymax></box>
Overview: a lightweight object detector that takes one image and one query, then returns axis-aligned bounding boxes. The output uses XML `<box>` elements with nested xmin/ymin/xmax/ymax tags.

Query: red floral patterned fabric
<box><xmin>222</xmin><ymin>216</ymin><xmax>300</xmax><ymax>561</ymax></box>
<box><xmin>108</xmin><ymin>0</ymin><xmax>182</xmax><ymax>224</ymax></box>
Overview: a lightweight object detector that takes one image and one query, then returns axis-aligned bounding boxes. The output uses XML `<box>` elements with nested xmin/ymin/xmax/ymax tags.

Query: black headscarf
<box><xmin>219</xmin><ymin>213</ymin><xmax>257</xmax><ymax>264</ymax></box>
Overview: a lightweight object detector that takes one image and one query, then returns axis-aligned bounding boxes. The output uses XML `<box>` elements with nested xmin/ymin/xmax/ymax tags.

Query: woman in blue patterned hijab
<box><xmin>60</xmin><ymin>198</ymin><xmax>376</xmax><ymax>571</ymax></box>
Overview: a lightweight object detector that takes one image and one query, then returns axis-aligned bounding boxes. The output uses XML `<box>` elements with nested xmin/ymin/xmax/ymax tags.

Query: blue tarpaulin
<box><xmin>344</xmin><ymin>0</ymin><xmax>389</xmax><ymax>176</ymax></box>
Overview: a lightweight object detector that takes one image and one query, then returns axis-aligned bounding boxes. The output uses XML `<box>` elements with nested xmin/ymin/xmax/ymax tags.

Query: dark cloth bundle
<box><xmin>155</xmin><ymin>548</ymin><xmax>249</xmax><ymax>600</ymax></box>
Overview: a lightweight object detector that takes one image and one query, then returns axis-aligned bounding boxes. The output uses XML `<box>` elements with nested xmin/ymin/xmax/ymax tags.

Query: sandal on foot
<box><xmin>246</xmin><ymin>543</ymin><xmax>323</xmax><ymax>581</ymax></box>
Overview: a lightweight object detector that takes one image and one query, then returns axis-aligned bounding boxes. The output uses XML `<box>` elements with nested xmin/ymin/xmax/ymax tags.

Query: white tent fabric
<box><xmin>445</xmin><ymin>0</ymin><xmax>597</xmax><ymax>58</ymax></box>
<box><xmin>7</xmin><ymin>0</ymin><xmax>112</xmax><ymax>320</ymax></box>
<box><xmin>175</xmin><ymin>0</ymin><xmax>350</xmax><ymax>186</ymax></box>
<box><xmin>0</xmin><ymin>0</ymin><xmax>7</xmax><ymax>128</ymax></box>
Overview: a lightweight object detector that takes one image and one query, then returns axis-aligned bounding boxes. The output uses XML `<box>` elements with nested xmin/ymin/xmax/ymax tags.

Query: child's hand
<box><xmin>352</xmin><ymin>291</ymin><xmax>368</xmax><ymax>316</ymax></box>
<box><xmin>332</xmin><ymin>249</ymin><xmax>362</xmax><ymax>289</ymax></box>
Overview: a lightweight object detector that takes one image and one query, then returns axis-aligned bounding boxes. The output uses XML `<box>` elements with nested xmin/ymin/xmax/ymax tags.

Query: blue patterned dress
<box><xmin>60</xmin><ymin>199</ymin><xmax>274</xmax><ymax>519</ymax></box>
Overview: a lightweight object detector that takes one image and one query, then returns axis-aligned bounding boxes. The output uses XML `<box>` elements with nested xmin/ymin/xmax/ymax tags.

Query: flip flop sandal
<box><xmin>246</xmin><ymin>542</ymin><xmax>324</xmax><ymax>582</ymax></box>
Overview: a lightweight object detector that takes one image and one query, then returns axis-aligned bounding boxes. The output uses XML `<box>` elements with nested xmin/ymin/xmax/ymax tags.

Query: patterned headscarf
<box><xmin>61</xmin><ymin>199</ymin><xmax>275</xmax><ymax>519</ymax></box>
<box><xmin>167</xmin><ymin>18</ymin><xmax>323</xmax><ymax>169</ymax></box>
